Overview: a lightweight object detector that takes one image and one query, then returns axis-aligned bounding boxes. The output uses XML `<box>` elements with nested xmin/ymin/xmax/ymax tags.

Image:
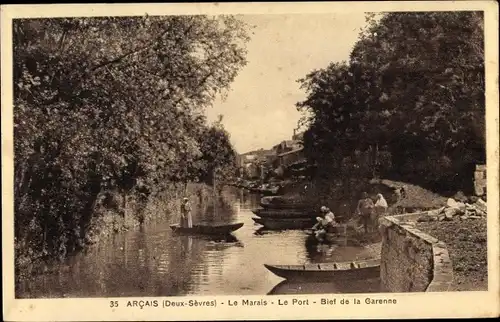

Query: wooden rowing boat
<box><xmin>252</xmin><ymin>208</ymin><xmax>315</xmax><ymax>219</ymax></box>
<box><xmin>260</xmin><ymin>196</ymin><xmax>311</xmax><ymax>210</ymax></box>
<box><xmin>171</xmin><ymin>169</ymin><xmax>244</xmax><ymax>236</ymax></box>
<box><xmin>259</xmin><ymin>187</ymin><xmax>281</xmax><ymax>196</ymax></box>
<box><xmin>252</xmin><ymin>216</ymin><xmax>316</xmax><ymax>230</ymax></box>
<box><xmin>264</xmin><ymin>258</ymin><xmax>380</xmax><ymax>281</ymax></box>
<box><xmin>170</xmin><ymin>222</ymin><xmax>244</xmax><ymax>235</ymax></box>
<box><xmin>259</xmin><ymin>202</ymin><xmax>311</xmax><ymax>210</ymax></box>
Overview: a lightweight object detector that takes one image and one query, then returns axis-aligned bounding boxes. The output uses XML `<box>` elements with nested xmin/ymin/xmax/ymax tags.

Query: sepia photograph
<box><xmin>2</xmin><ymin>1</ymin><xmax>499</xmax><ymax>321</ymax></box>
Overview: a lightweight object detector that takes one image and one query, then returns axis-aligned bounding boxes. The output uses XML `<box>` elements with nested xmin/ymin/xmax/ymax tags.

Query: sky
<box><xmin>205</xmin><ymin>13</ymin><xmax>369</xmax><ymax>154</ymax></box>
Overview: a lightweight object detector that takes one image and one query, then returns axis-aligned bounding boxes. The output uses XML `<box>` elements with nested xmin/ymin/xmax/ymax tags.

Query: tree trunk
<box><xmin>213</xmin><ymin>169</ymin><xmax>217</xmax><ymax>219</ymax></box>
<box><xmin>79</xmin><ymin>182</ymin><xmax>101</xmax><ymax>247</ymax></box>
<box><xmin>174</xmin><ymin>185</ymin><xmax>180</xmax><ymax>218</ymax></box>
<box><xmin>371</xmin><ymin>142</ymin><xmax>379</xmax><ymax>178</ymax></box>
<box><xmin>122</xmin><ymin>192</ymin><xmax>128</xmax><ymax>226</ymax></box>
<box><xmin>42</xmin><ymin>221</ymin><xmax>48</xmax><ymax>256</ymax></box>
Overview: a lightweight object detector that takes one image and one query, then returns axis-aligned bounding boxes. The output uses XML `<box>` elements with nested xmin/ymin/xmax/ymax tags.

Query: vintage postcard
<box><xmin>2</xmin><ymin>1</ymin><xmax>499</xmax><ymax>321</ymax></box>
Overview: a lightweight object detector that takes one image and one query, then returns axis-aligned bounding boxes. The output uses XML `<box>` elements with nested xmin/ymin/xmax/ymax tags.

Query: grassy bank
<box><xmin>376</xmin><ymin>178</ymin><xmax>487</xmax><ymax>291</ymax></box>
<box><xmin>365</xmin><ymin>179</ymin><xmax>486</xmax><ymax>291</ymax></box>
<box><xmin>373</xmin><ymin>179</ymin><xmax>449</xmax><ymax>215</ymax></box>
<box><xmin>280</xmin><ymin>176</ymin><xmax>449</xmax><ymax>219</ymax></box>
<box><xmin>90</xmin><ymin>183</ymin><xmax>217</xmax><ymax>237</ymax></box>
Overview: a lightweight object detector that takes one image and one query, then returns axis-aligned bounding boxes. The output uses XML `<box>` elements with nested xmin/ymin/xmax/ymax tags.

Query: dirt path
<box><xmin>370</xmin><ymin>178</ymin><xmax>448</xmax><ymax>210</ymax></box>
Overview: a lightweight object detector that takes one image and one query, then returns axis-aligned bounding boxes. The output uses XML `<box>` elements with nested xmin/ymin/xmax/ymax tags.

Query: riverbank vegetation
<box><xmin>14</xmin><ymin>16</ymin><xmax>250</xmax><ymax>275</ymax></box>
<box><xmin>296</xmin><ymin>12</ymin><xmax>485</xmax><ymax>213</ymax></box>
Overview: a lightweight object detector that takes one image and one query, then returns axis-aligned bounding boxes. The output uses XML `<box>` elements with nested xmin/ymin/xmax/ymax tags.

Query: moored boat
<box><xmin>259</xmin><ymin>202</ymin><xmax>311</xmax><ymax>210</ymax></box>
<box><xmin>252</xmin><ymin>216</ymin><xmax>316</xmax><ymax>230</ymax></box>
<box><xmin>263</xmin><ymin>258</ymin><xmax>381</xmax><ymax>281</ymax></box>
<box><xmin>170</xmin><ymin>222</ymin><xmax>244</xmax><ymax>235</ymax></box>
<box><xmin>252</xmin><ymin>208</ymin><xmax>315</xmax><ymax>219</ymax></box>
<box><xmin>260</xmin><ymin>196</ymin><xmax>311</xmax><ymax>210</ymax></box>
<box><xmin>259</xmin><ymin>187</ymin><xmax>281</xmax><ymax>196</ymax></box>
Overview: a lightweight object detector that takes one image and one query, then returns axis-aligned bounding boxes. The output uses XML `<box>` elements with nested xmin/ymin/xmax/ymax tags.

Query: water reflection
<box><xmin>17</xmin><ymin>187</ymin><xmax>381</xmax><ymax>298</ymax></box>
<box><xmin>267</xmin><ymin>278</ymin><xmax>381</xmax><ymax>295</ymax></box>
<box><xmin>182</xmin><ymin>233</ymin><xmax>243</xmax><ymax>244</ymax></box>
<box><xmin>305</xmin><ymin>237</ymin><xmax>381</xmax><ymax>264</ymax></box>
<box><xmin>180</xmin><ymin>236</ymin><xmax>193</xmax><ymax>256</ymax></box>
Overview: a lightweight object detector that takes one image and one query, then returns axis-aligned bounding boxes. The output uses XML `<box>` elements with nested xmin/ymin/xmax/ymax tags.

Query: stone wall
<box><xmin>380</xmin><ymin>212</ymin><xmax>453</xmax><ymax>292</ymax></box>
<box><xmin>474</xmin><ymin>164</ymin><xmax>487</xmax><ymax>197</ymax></box>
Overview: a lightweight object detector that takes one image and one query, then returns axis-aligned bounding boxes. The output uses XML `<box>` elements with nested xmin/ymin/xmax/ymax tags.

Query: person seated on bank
<box><xmin>321</xmin><ymin>206</ymin><xmax>337</xmax><ymax>231</ymax></box>
<box><xmin>312</xmin><ymin>206</ymin><xmax>336</xmax><ymax>241</ymax></box>
<box><xmin>180</xmin><ymin>197</ymin><xmax>193</xmax><ymax>228</ymax></box>
<box><xmin>312</xmin><ymin>207</ymin><xmax>329</xmax><ymax>242</ymax></box>
<box><xmin>312</xmin><ymin>216</ymin><xmax>327</xmax><ymax>242</ymax></box>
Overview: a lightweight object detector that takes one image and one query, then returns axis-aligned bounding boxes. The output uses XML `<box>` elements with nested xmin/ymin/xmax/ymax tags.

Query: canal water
<box><xmin>16</xmin><ymin>188</ymin><xmax>381</xmax><ymax>298</ymax></box>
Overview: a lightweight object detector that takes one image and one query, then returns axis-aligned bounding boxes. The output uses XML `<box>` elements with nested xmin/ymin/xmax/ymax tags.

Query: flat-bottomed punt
<box><xmin>259</xmin><ymin>187</ymin><xmax>281</xmax><ymax>196</ymax></box>
<box><xmin>252</xmin><ymin>208</ymin><xmax>315</xmax><ymax>219</ymax></box>
<box><xmin>252</xmin><ymin>216</ymin><xmax>316</xmax><ymax>230</ymax></box>
<box><xmin>260</xmin><ymin>196</ymin><xmax>311</xmax><ymax>210</ymax></box>
<box><xmin>170</xmin><ymin>222</ymin><xmax>244</xmax><ymax>235</ymax></box>
<box><xmin>259</xmin><ymin>202</ymin><xmax>311</xmax><ymax>210</ymax></box>
<box><xmin>263</xmin><ymin>258</ymin><xmax>380</xmax><ymax>281</ymax></box>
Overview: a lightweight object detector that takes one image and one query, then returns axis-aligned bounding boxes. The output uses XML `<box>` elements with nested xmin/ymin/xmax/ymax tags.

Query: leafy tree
<box><xmin>191</xmin><ymin>115</ymin><xmax>238</xmax><ymax>186</ymax></box>
<box><xmin>351</xmin><ymin>11</ymin><xmax>485</xmax><ymax>189</ymax></box>
<box><xmin>297</xmin><ymin>11</ymin><xmax>484</xmax><ymax>195</ymax></box>
<box><xmin>14</xmin><ymin>15</ymin><xmax>250</xmax><ymax>260</ymax></box>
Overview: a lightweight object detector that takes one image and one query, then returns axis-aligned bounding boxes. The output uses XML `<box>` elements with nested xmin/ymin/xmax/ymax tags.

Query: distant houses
<box><xmin>238</xmin><ymin>149</ymin><xmax>274</xmax><ymax>179</ymax></box>
<box><xmin>238</xmin><ymin>130</ymin><xmax>306</xmax><ymax>180</ymax></box>
<box><xmin>273</xmin><ymin>130</ymin><xmax>305</xmax><ymax>168</ymax></box>
<box><xmin>273</xmin><ymin>140</ymin><xmax>297</xmax><ymax>155</ymax></box>
<box><xmin>276</xmin><ymin>147</ymin><xmax>305</xmax><ymax>168</ymax></box>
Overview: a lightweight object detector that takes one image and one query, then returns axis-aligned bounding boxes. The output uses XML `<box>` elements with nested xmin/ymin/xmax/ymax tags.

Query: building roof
<box><xmin>277</xmin><ymin>147</ymin><xmax>304</xmax><ymax>157</ymax></box>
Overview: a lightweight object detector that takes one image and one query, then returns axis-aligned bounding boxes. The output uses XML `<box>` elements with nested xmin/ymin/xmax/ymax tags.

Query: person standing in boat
<box><xmin>356</xmin><ymin>192</ymin><xmax>375</xmax><ymax>234</ymax></box>
<box><xmin>180</xmin><ymin>197</ymin><xmax>193</xmax><ymax>228</ymax></box>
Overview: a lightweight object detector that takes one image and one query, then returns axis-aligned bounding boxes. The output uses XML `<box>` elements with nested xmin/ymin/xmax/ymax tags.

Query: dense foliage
<box><xmin>297</xmin><ymin>12</ymin><xmax>485</xmax><ymax>194</ymax></box>
<box><xmin>14</xmin><ymin>16</ymin><xmax>248</xmax><ymax>261</ymax></box>
<box><xmin>189</xmin><ymin>115</ymin><xmax>239</xmax><ymax>186</ymax></box>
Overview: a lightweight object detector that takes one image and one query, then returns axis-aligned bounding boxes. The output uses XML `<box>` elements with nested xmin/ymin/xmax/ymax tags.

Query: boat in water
<box><xmin>252</xmin><ymin>208</ymin><xmax>315</xmax><ymax>219</ymax></box>
<box><xmin>171</xmin><ymin>169</ymin><xmax>244</xmax><ymax>236</ymax></box>
<box><xmin>263</xmin><ymin>258</ymin><xmax>380</xmax><ymax>282</ymax></box>
<box><xmin>259</xmin><ymin>186</ymin><xmax>281</xmax><ymax>196</ymax></box>
<box><xmin>260</xmin><ymin>195</ymin><xmax>311</xmax><ymax>210</ymax></box>
<box><xmin>259</xmin><ymin>202</ymin><xmax>312</xmax><ymax>210</ymax></box>
<box><xmin>252</xmin><ymin>216</ymin><xmax>316</xmax><ymax>230</ymax></box>
<box><xmin>170</xmin><ymin>222</ymin><xmax>244</xmax><ymax>235</ymax></box>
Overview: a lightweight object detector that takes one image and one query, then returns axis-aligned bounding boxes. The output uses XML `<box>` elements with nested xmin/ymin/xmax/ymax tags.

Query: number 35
<box><xmin>110</xmin><ymin>301</ymin><xmax>119</xmax><ymax>308</ymax></box>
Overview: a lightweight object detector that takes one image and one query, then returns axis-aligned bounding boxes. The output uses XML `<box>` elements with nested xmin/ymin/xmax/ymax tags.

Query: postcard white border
<box><xmin>2</xmin><ymin>1</ymin><xmax>499</xmax><ymax>321</ymax></box>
